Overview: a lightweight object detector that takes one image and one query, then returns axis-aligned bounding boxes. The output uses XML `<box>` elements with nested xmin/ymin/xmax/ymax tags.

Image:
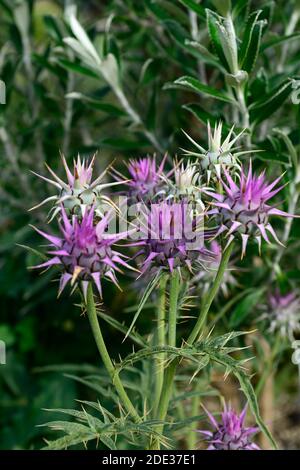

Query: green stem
<box><xmin>85</xmin><ymin>284</ymin><xmax>140</xmax><ymax>422</ymax></box>
<box><xmin>154</xmin><ymin>276</ymin><xmax>167</xmax><ymax>416</ymax></box>
<box><xmin>150</xmin><ymin>271</ymin><xmax>180</xmax><ymax>449</ymax></box>
<box><xmin>187</xmin><ymin>242</ymin><xmax>234</xmax><ymax>345</ymax></box>
<box><xmin>187</xmin><ymin>381</ymin><xmax>202</xmax><ymax>450</ymax></box>
<box><xmin>150</xmin><ymin>362</ymin><xmax>177</xmax><ymax>450</ymax></box>
<box><xmin>168</xmin><ymin>271</ymin><xmax>180</xmax><ymax>347</ymax></box>
<box><xmin>236</xmin><ymin>85</ymin><xmax>250</xmax><ymax>146</ymax></box>
<box><xmin>151</xmin><ymin>245</ymin><xmax>233</xmax><ymax>449</ymax></box>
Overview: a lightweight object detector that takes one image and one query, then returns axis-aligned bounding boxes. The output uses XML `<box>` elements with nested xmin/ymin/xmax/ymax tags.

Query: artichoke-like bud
<box><xmin>167</xmin><ymin>159</ymin><xmax>203</xmax><ymax>203</ymax></box>
<box><xmin>174</xmin><ymin>160</ymin><xmax>199</xmax><ymax>195</ymax></box>
<box><xmin>207</xmin><ymin>162</ymin><xmax>296</xmax><ymax>257</ymax></box>
<box><xmin>31</xmin><ymin>206</ymin><xmax>134</xmax><ymax>299</ymax></box>
<box><xmin>182</xmin><ymin>122</ymin><xmax>245</xmax><ymax>183</ymax></box>
<box><xmin>31</xmin><ymin>154</ymin><xmax>121</xmax><ymax>219</ymax></box>
<box><xmin>198</xmin><ymin>404</ymin><xmax>260</xmax><ymax>450</ymax></box>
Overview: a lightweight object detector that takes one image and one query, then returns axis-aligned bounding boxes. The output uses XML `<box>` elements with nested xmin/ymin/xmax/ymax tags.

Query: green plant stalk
<box><xmin>187</xmin><ymin>241</ymin><xmax>234</xmax><ymax>345</ymax></box>
<box><xmin>150</xmin><ymin>243</ymin><xmax>234</xmax><ymax>449</ymax></box>
<box><xmin>154</xmin><ymin>275</ymin><xmax>167</xmax><ymax>416</ymax></box>
<box><xmin>187</xmin><ymin>381</ymin><xmax>202</xmax><ymax>450</ymax></box>
<box><xmin>150</xmin><ymin>271</ymin><xmax>180</xmax><ymax>449</ymax></box>
<box><xmin>85</xmin><ymin>284</ymin><xmax>140</xmax><ymax>422</ymax></box>
<box><xmin>168</xmin><ymin>271</ymin><xmax>180</xmax><ymax>347</ymax></box>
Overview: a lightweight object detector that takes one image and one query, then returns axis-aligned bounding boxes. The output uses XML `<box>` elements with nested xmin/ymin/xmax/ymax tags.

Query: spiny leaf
<box><xmin>42</xmin><ymin>430</ymin><xmax>96</xmax><ymax>450</ymax></box>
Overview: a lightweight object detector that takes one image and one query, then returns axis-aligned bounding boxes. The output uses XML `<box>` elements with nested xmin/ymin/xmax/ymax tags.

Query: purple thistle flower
<box><xmin>31</xmin><ymin>206</ymin><xmax>133</xmax><ymax>299</ymax></box>
<box><xmin>31</xmin><ymin>154</ymin><xmax>121</xmax><ymax>218</ymax></box>
<box><xmin>126</xmin><ymin>155</ymin><xmax>167</xmax><ymax>201</ymax></box>
<box><xmin>260</xmin><ymin>289</ymin><xmax>300</xmax><ymax>339</ymax></box>
<box><xmin>198</xmin><ymin>404</ymin><xmax>260</xmax><ymax>450</ymax></box>
<box><xmin>135</xmin><ymin>201</ymin><xmax>209</xmax><ymax>275</ymax></box>
<box><xmin>206</xmin><ymin>161</ymin><xmax>295</xmax><ymax>257</ymax></box>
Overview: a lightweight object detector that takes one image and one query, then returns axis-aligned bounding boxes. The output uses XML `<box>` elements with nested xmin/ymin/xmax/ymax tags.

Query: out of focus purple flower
<box><xmin>31</xmin><ymin>206</ymin><xmax>133</xmax><ymax>299</ymax></box>
<box><xmin>260</xmin><ymin>289</ymin><xmax>300</xmax><ymax>339</ymax></box>
<box><xmin>198</xmin><ymin>404</ymin><xmax>260</xmax><ymax>450</ymax></box>
<box><xmin>207</xmin><ymin>161</ymin><xmax>295</xmax><ymax>257</ymax></box>
<box><xmin>135</xmin><ymin>201</ymin><xmax>210</xmax><ymax>276</ymax></box>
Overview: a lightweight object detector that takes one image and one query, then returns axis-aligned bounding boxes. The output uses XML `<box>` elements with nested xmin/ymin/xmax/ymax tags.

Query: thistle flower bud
<box><xmin>198</xmin><ymin>404</ymin><xmax>260</xmax><ymax>450</ymax></box>
<box><xmin>31</xmin><ymin>154</ymin><xmax>120</xmax><ymax>219</ymax></box>
<box><xmin>174</xmin><ymin>160</ymin><xmax>199</xmax><ymax>195</ymax></box>
<box><xmin>182</xmin><ymin>122</ymin><xmax>243</xmax><ymax>183</ymax></box>
<box><xmin>167</xmin><ymin>159</ymin><xmax>204</xmax><ymax>204</ymax></box>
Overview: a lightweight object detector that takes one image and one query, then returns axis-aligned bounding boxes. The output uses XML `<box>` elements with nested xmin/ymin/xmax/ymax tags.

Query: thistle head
<box><xmin>31</xmin><ymin>154</ymin><xmax>119</xmax><ymax>219</ymax></box>
<box><xmin>136</xmin><ymin>200</ymin><xmax>208</xmax><ymax>275</ymax></box>
<box><xmin>261</xmin><ymin>289</ymin><xmax>300</xmax><ymax>340</ymax></box>
<box><xmin>207</xmin><ymin>162</ymin><xmax>294</xmax><ymax>257</ymax></box>
<box><xmin>182</xmin><ymin>122</ymin><xmax>242</xmax><ymax>183</ymax></box>
<box><xmin>198</xmin><ymin>404</ymin><xmax>260</xmax><ymax>450</ymax></box>
<box><xmin>126</xmin><ymin>155</ymin><xmax>167</xmax><ymax>202</ymax></box>
<box><xmin>31</xmin><ymin>206</ymin><xmax>132</xmax><ymax>299</ymax></box>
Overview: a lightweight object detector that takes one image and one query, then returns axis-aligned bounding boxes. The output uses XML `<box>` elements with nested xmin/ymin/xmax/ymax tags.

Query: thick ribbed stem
<box><xmin>86</xmin><ymin>284</ymin><xmax>140</xmax><ymax>422</ymax></box>
<box><xmin>150</xmin><ymin>245</ymin><xmax>233</xmax><ymax>448</ymax></box>
<box><xmin>154</xmin><ymin>276</ymin><xmax>167</xmax><ymax>416</ymax></box>
<box><xmin>168</xmin><ymin>271</ymin><xmax>180</xmax><ymax>347</ymax></box>
<box><xmin>150</xmin><ymin>271</ymin><xmax>180</xmax><ymax>449</ymax></box>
